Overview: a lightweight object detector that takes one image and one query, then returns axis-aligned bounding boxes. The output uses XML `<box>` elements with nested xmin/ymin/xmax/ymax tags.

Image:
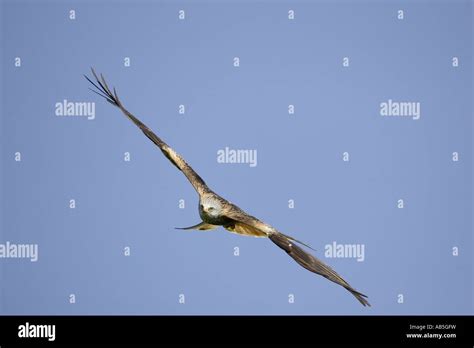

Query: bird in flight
<box><xmin>85</xmin><ymin>69</ymin><xmax>370</xmax><ymax>307</ymax></box>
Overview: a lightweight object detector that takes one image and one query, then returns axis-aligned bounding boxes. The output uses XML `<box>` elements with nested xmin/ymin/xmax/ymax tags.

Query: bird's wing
<box><xmin>269</xmin><ymin>232</ymin><xmax>370</xmax><ymax>307</ymax></box>
<box><xmin>222</xmin><ymin>202</ymin><xmax>315</xmax><ymax>249</ymax></box>
<box><xmin>85</xmin><ymin>69</ymin><xmax>209</xmax><ymax>196</ymax></box>
<box><xmin>222</xmin><ymin>203</ymin><xmax>369</xmax><ymax>306</ymax></box>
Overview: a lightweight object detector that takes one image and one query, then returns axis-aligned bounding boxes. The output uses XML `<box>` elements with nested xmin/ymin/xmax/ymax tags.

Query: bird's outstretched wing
<box><xmin>270</xmin><ymin>232</ymin><xmax>370</xmax><ymax>306</ymax></box>
<box><xmin>223</xmin><ymin>203</ymin><xmax>370</xmax><ymax>306</ymax></box>
<box><xmin>85</xmin><ymin>68</ymin><xmax>210</xmax><ymax>196</ymax></box>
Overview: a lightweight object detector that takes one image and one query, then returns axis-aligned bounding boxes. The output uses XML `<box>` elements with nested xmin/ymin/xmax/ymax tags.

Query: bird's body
<box><xmin>85</xmin><ymin>69</ymin><xmax>370</xmax><ymax>307</ymax></box>
<box><xmin>198</xmin><ymin>193</ymin><xmax>270</xmax><ymax>237</ymax></box>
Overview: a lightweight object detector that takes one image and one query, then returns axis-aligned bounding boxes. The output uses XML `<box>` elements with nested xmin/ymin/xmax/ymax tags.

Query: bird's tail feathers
<box><xmin>175</xmin><ymin>222</ymin><xmax>219</xmax><ymax>231</ymax></box>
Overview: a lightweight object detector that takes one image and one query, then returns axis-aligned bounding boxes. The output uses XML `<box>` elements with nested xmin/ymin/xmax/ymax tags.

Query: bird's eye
<box><xmin>208</xmin><ymin>207</ymin><xmax>214</xmax><ymax>211</ymax></box>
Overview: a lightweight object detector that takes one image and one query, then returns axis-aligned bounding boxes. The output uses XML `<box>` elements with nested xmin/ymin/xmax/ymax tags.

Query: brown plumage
<box><xmin>85</xmin><ymin>69</ymin><xmax>370</xmax><ymax>307</ymax></box>
<box><xmin>269</xmin><ymin>233</ymin><xmax>370</xmax><ymax>306</ymax></box>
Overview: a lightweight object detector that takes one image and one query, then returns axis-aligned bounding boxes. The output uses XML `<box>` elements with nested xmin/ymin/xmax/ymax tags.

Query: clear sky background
<box><xmin>0</xmin><ymin>0</ymin><xmax>472</xmax><ymax>315</ymax></box>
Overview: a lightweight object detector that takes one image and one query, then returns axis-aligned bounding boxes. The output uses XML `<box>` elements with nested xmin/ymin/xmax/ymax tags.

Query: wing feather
<box><xmin>269</xmin><ymin>232</ymin><xmax>370</xmax><ymax>306</ymax></box>
<box><xmin>85</xmin><ymin>69</ymin><xmax>209</xmax><ymax>196</ymax></box>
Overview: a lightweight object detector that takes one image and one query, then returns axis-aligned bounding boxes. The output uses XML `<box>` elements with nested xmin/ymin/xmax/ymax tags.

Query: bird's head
<box><xmin>200</xmin><ymin>197</ymin><xmax>222</xmax><ymax>218</ymax></box>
